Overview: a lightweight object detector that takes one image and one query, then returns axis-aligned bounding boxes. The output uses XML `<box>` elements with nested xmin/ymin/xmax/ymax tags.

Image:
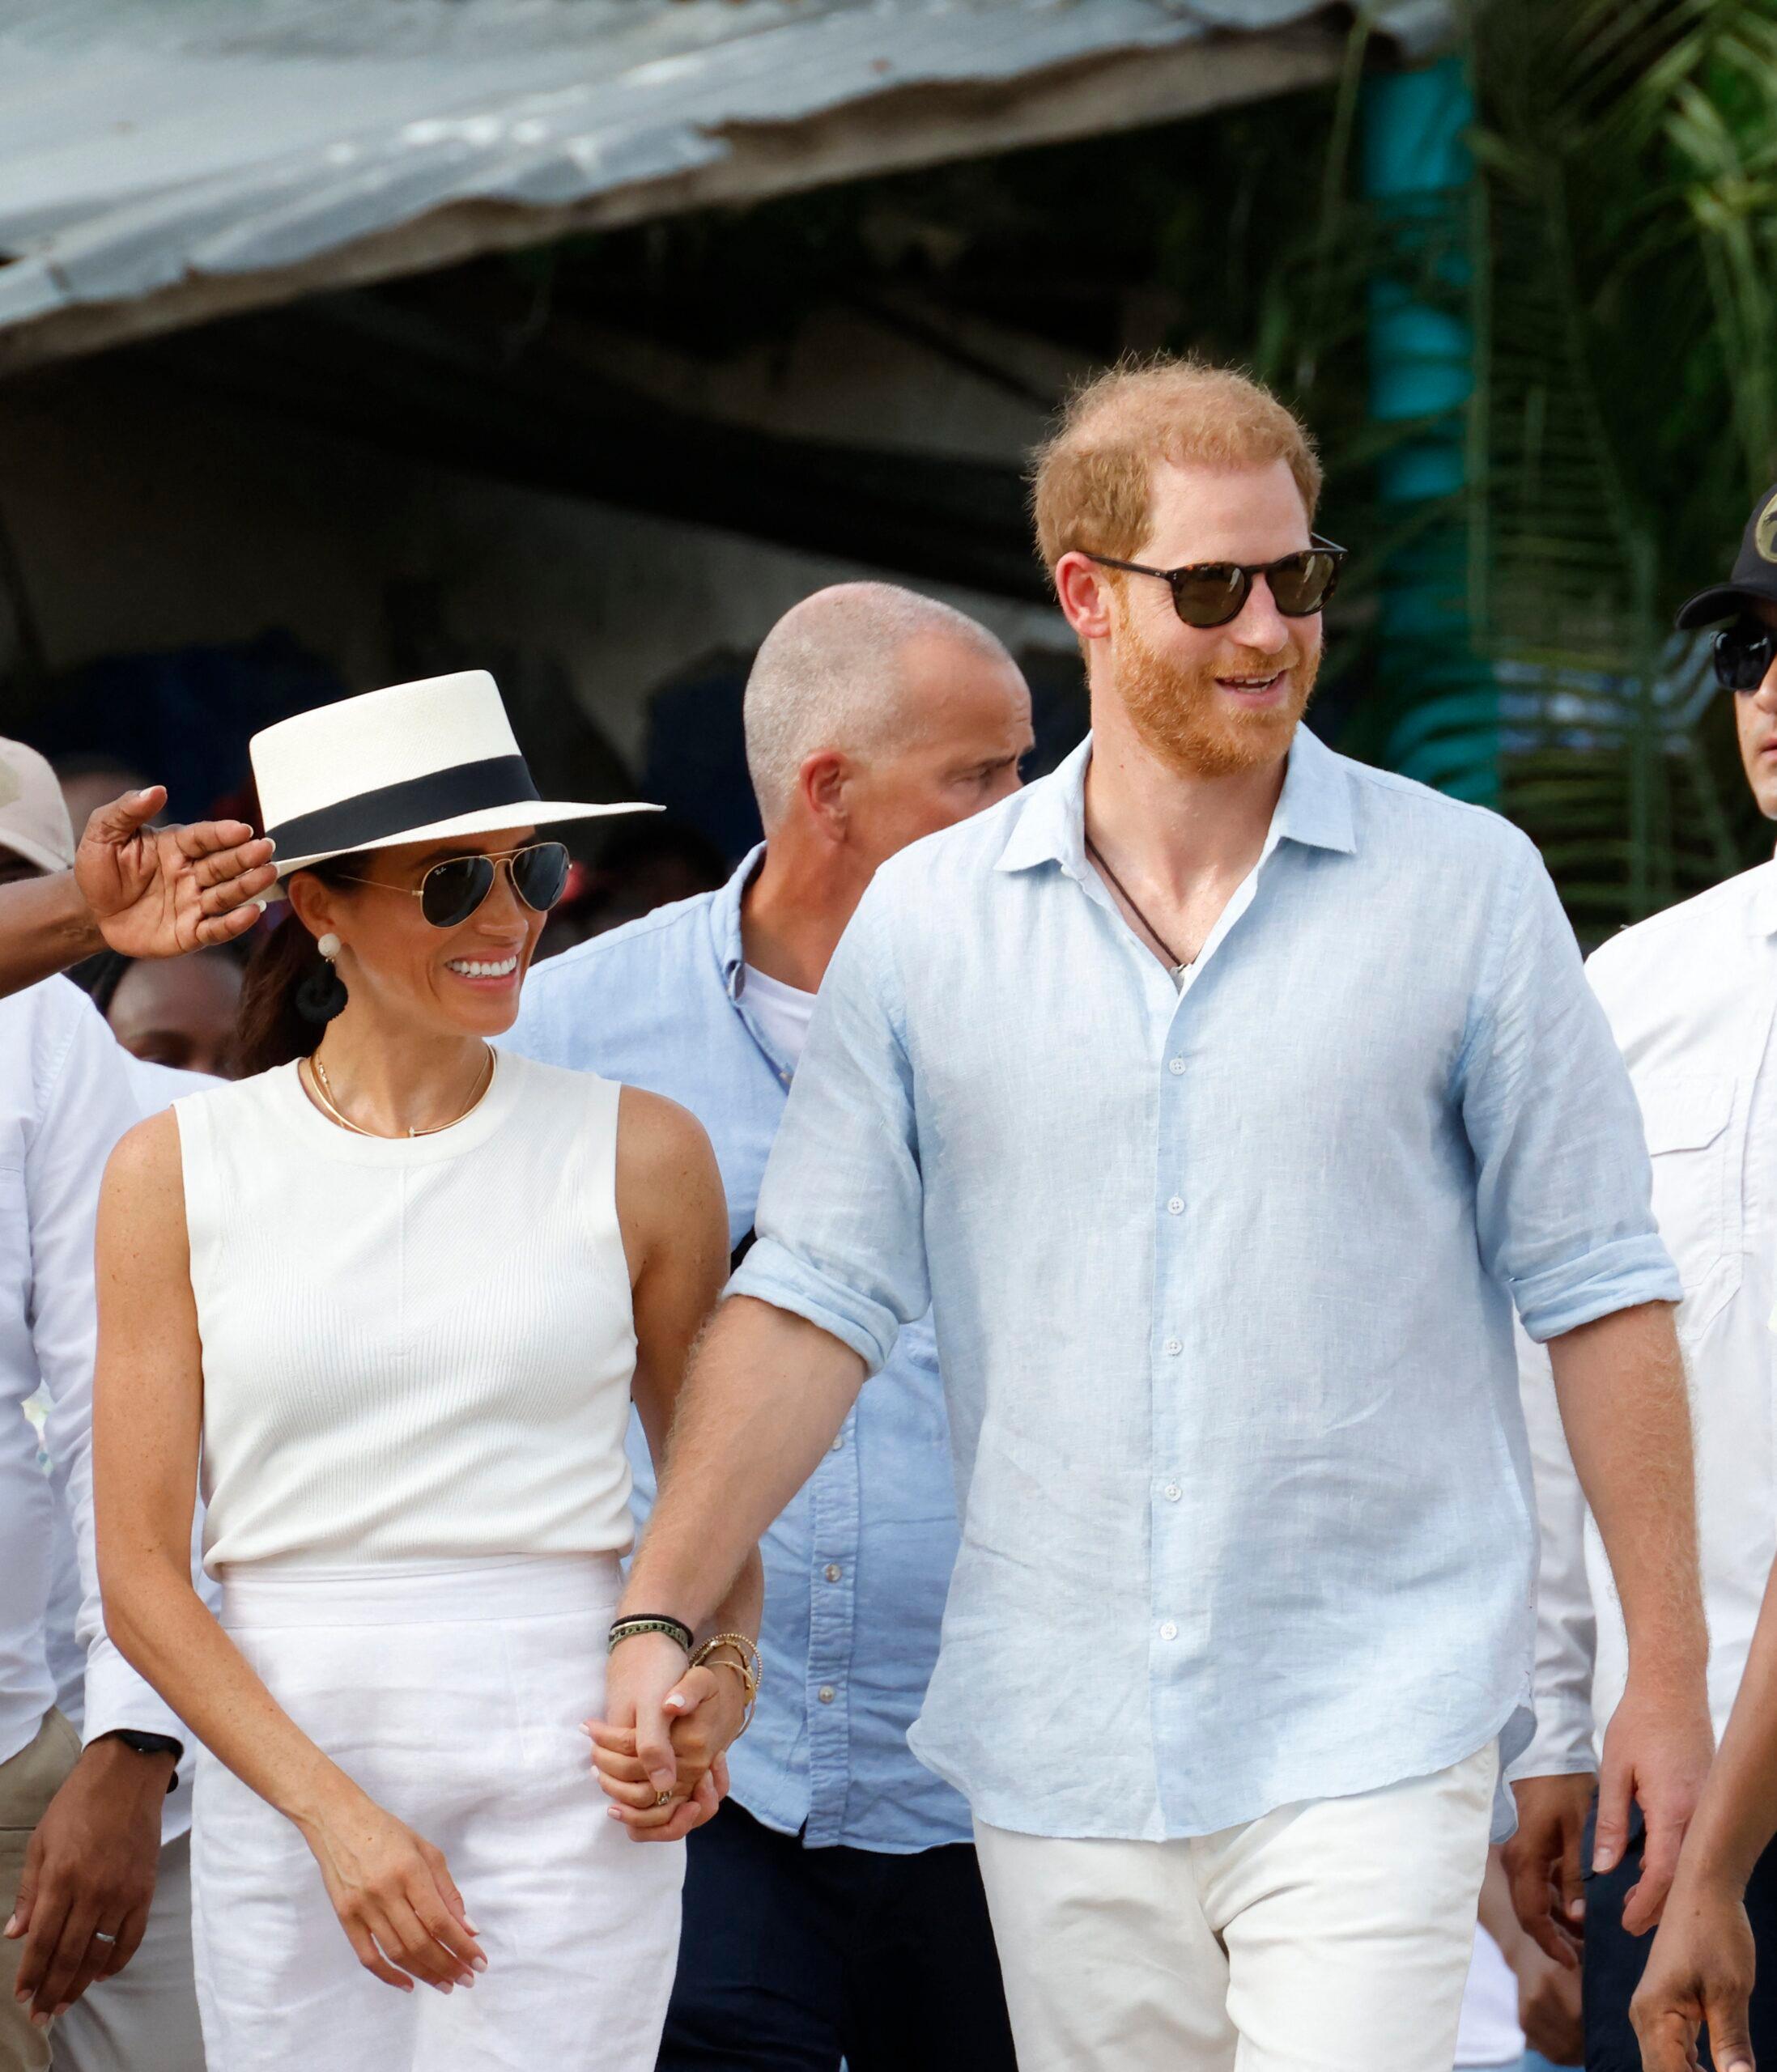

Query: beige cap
<box><xmin>0</xmin><ymin>737</ymin><xmax>76</xmax><ymax>876</ymax></box>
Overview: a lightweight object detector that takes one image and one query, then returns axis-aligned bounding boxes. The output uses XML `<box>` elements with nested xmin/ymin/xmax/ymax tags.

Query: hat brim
<box><xmin>270</xmin><ymin>798</ymin><xmax>661</xmax><ymax>888</ymax></box>
<box><xmin>1677</xmin><ymin>581</ymin><xmax>1771</xmax><ymax>631</ymax></box>
<box><xmin>0</xmin><ymin>828</ymin><xmax>76</xmax><ymax>877</ymax></box>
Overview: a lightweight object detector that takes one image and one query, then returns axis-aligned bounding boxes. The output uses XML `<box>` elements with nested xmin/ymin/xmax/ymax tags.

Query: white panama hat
<box><xmin>252</xmin><ymin>670</ymin><xmax>659</xmax><ymax>883</ymax></box>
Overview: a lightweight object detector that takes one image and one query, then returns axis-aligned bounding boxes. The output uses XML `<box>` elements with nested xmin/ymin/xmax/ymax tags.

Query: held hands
<box><xmin>74</xmin><ymin>787</ymin><xmax>277</xmax><ymax>957</ymax></box>
<box><xmin>588</xmin><ymin>1633</ymin><xmax>747</xmax><ymax>1843</ymax></box>
<box><xmin>1630</xmin><ymin>1870</ymin><xmax>1757</xmax><ymax>2072</ymax></box>
<box><xmin>296</xmin><ymin>1786</ymin><xmax>485</xmax><ymax>1995</ymax></box>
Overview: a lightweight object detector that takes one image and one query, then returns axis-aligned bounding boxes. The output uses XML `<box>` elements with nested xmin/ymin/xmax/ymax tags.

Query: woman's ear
<box><xmin>284</xmin><ymin>870</ymin><xmax>337</xmax><ymax>943</ymax></box>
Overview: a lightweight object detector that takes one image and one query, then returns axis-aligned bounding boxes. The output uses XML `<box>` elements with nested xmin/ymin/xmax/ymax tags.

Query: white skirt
<box><xmin>192</xmin><ymin>1554</ymin><xmax>684</xmax><ymax>2071</ymax></box>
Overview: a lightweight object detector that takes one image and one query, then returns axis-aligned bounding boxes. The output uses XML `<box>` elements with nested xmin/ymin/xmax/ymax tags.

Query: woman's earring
<box><xmin>296</xmin><ymin>933</ymin><xmax>349</xmax><ymax>1026</ymax></box>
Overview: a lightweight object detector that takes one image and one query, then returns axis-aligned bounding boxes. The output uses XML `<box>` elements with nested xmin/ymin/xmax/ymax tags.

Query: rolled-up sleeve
<box><xmin>729</xmin><ymin>886</ymin><xmax>929</xmax><ymax>1376</ymax></box>
<box><xmin>1460</xmin><ymin>837</ymin><xmax>1681</xmax><ymax>1343</ymax></box>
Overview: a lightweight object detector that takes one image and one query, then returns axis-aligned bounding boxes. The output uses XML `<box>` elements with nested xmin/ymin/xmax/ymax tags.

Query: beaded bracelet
<box><xmin>608</xmin><ymin>1614</ymin><xmax>694</xmax><ymax>1657</ymax></box>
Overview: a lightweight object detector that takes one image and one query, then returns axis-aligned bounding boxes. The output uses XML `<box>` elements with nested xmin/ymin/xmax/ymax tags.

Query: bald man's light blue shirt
<box><xmin>732</xmin><ymin>726</ymin><xmax>1679</xmax><ymax>1841</ymax></box>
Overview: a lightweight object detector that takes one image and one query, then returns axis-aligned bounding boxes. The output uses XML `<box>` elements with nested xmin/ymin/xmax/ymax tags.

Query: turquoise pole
<box><xmin>1362</xmin><ymin>53</ymin><xmax>1494</xmax><ymax>804</ymax></box>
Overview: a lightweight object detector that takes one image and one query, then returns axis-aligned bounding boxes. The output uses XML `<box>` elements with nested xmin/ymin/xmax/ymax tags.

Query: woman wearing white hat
<box><xmin>85</xmin><ymin>673</ymin><xmax>763</xmax><ymax>2070</ymax></box>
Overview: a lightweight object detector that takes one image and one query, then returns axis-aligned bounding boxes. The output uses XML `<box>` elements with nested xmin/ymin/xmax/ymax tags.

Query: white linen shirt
<box><xmin>732</xmin><ymin>727</ymin><xmax>1679</xmax><ymax>1842</ymax></box>
<box><xmin>1515</xmin><ymin>859</ymin><xmax>1777</xmax><ymax>1776</ymax></box>
<box><xmin>2</xmin><ymin>979</ymin><xmax>191</xmax><ymax>1800</ymax></box>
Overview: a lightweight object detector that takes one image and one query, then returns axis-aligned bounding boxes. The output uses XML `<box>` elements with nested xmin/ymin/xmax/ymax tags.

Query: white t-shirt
<box><xmin>742</xmin><ymin>962</ymin><xmax>817</xmax><ymax>1072</ymax></box>
<box><xmin>1455</xmin><ymin>1926</ymin><xmax>1525</xmax><ymax>2067</ymax></box>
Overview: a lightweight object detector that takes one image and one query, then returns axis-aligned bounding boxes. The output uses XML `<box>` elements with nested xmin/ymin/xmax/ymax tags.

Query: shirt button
<box><xmin>1158</xmin><ymin>1620</ymin><xmax>1179</xmax><ymax>1641</ymax></box>
<box><xmin>818</xmin><ymin>1685</ymin><xmax>836</xmax><ymax>1705</ymax></box>
<box><xmin>1163</xmin><ymin>1338</ymin><xmax>1182</xmax><ymax>1356</ymax></box>
<box><xmin>824</xmin><ymin>1564</ymin><xmax>842</xmax><ymax>1583</ymax></box>
<box><xmin>1163</xmin><ymin>1483</ymin><xmax>1181</xmax><ymax>1501</ymax></box>
<box><xmin>1168</xmin><ymin>1057</ymin><xmax>1185</xmax><ymax>1076</ymax></box>
<box><xmin>1167</xmin><ymin>1196</ymin><xmax>1184</xmax><ymax>1215</ymax></box>
<box><xmin>830</xmin><ymin>1433</ymin><xmax>845</xmax><ymax>1451</ymax></box>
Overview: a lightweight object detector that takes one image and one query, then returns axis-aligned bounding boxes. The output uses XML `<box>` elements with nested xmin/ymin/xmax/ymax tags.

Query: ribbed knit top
<box><xmin>176</xmin><ymin>1052</ymin><xmax>638</xmax><ymax>1573</ymax></box>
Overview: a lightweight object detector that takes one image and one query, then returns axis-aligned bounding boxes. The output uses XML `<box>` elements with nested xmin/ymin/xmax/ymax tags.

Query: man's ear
<box><xmin>797</xmin><ymin>750</ymin><xmax>849</xmax><ymax>842</ymax></box>
<box><xmin>1054</xmin><ymin>551</ymin><xmax>1119</xmax><ymax>643</ymax></box>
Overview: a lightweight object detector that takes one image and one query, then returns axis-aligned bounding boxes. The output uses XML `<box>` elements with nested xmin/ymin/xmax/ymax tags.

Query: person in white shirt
<box><xmin>0</xmin><ymin>978</ymin><xmax>198</xmax><ymax>2070</ymax></box>
<box><xmin>0</xmin><ymin>737</ymin><xmax>272</xmax><ymax>2066</ymax></box>
<box><xmin>1507</xmin><ymin>486</ymin><xmax>1777</xmax><ymax>2070</ymax></box>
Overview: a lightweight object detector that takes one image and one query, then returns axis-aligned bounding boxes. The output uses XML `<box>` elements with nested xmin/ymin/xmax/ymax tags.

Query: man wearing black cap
<box><xmin>1506</xmin><ymin>486</ymin><xmax>1777</xmax><ymax>2070</ymax></box>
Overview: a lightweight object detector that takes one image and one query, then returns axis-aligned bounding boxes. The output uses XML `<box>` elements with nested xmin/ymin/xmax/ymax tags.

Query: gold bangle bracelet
<box><xmin>691</xmin><ymin>1633</ymin><xmax>762</xmax><ymax>1733</ymax></box>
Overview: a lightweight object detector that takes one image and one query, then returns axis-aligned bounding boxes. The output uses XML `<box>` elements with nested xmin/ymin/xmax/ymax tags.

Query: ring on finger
<box><xmin>654</xmin><ymin>1787</ymin><xmax>674</xmax><ymax>1807</ymax></box>
<box><xmin>91</xmin><ymin>1930</ymin><xmax>118</xmax><ymax>1946</ymax></box>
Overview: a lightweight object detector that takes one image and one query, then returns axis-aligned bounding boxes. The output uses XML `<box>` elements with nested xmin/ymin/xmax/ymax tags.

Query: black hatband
<box><xmin>266</xmin><ymin>754</ymin><xmax>540</xmax><ymax>860</ymax></box>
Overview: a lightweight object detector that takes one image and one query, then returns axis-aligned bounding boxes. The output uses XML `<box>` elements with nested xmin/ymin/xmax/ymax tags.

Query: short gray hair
<box><xmin>743</xmin><ymin>583</ymin><xmax>1017</xmax><ymax>828</ymax></box>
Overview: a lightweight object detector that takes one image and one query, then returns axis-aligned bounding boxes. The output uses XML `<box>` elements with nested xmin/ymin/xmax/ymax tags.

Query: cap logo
<box><xmin>1757</xmin><ymin>491</ymin><xmax>1777</xmax><ymax>563</ymax></box>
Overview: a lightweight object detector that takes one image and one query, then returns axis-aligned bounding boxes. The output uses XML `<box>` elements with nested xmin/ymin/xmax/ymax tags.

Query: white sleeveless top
<box><xmin>176</xmin><ymin>1052</ymin><xmax>638</xmax><ymax>1573</ymax></box>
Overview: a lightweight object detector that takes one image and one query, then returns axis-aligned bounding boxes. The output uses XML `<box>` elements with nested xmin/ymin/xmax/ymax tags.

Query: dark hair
<box><xmin>232</xmin><ymin>859</ymin><xmax>360</xmax><ymax>1076</ymax></box>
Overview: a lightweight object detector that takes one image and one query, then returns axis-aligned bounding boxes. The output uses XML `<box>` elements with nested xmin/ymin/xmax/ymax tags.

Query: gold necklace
<box><xmin>304</xmin><ymin>1047</ymin><xmax>495</xmax><ymax>1140</ymax></box>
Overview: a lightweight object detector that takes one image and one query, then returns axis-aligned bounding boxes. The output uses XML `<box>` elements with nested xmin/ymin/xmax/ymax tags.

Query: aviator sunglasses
<box><xmin>337</xmin><ymin>840</ymin><xmax>572</xmax><ymax>929</ymax></box>
<box><xmin>1713</xmin><ymin>615</ymin><xmax>1777</xmax><ymax>694</ymax></box>
<box><xmin>1084</xmin><ymin>537</ymin><xmax>1347</xmax><ymax>630</ymax></box>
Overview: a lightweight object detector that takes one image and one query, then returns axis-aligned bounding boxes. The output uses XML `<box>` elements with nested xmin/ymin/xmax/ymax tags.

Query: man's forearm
<box><xmin>1548</xmin><ymin>1301</ymin><xmax>1706</xmax><ymax>1681</ymax></box>
<box><xmin>0</xmin><ymin>872</ymin><xmax>100</xmax><ymax>997</ymax></box>
<box><xmin>623</xmin><ymin>1296</ymin><xmax>865</xmax><ymax>1628</ymax></box>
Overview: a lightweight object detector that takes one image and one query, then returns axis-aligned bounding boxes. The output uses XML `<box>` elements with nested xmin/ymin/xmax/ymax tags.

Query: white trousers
<box><xmin>974</xmin><ymin>1741</ymin><xmax>1499</xmax><ymax>2072</ymax></box>
<box><xmin>54</xmin><ymin>1832</ymin><xmax>204</xmax><ymax>2072</ymax></box>
<box><xmin>192</xmin><ymin>1556</ymin><xmax>683</xmax><ymax>2072</ymax></box>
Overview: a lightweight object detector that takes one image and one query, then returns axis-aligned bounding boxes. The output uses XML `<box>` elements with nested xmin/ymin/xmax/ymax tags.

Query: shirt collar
<box><xmin>709</xmin><ymin>843</ymin><xmax>767</xmax><ymax>998</ymax></box>
<box><xmin>994</xmin><ymin>724</ymin><xmax>1357</xmax><ymax>877</ymax></box>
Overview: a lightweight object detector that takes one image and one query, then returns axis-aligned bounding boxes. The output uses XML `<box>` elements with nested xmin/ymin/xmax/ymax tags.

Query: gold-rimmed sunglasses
<box><xmin>336</xmin><ymin>841</ymin><xmax>572</xmax><ymax>929</ymax></box>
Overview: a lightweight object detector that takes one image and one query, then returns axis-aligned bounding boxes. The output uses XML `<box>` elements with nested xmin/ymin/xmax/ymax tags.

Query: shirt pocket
<box><xmin>1637</xmin><ymin>1072</ymin><xmax>1740</xmax><ymax>1340</ymax></box>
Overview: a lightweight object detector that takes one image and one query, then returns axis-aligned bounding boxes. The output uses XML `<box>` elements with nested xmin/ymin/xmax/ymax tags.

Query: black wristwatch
<box><xmin>99</xmin><ymin>1729</ymin><xmax>184</xmax><ymax>1790</ymax></box>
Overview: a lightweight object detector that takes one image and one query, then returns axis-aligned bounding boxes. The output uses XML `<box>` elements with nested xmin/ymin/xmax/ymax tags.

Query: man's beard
<box><xmin>1116</xmin><ymin>615</ymin><xmax>1320</xmax><ymax>779</ymax></box>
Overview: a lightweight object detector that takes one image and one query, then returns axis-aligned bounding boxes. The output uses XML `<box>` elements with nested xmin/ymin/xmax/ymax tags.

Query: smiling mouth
<box><xmin>446</xmin><ymin>955</ymin><xmax>520</xmax><ymax>979</ymax></box>
<box><xmin>1214</xmin><ymin>671</ymin><xmax>1287</xmax><ymax>695</ymax></box>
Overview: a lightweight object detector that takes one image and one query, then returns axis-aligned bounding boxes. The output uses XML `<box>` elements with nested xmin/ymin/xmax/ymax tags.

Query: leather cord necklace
<box><xmin>1085</xmin><ymin>836</ymin><xmax>1191</xmax><ymax>980</ymax></box>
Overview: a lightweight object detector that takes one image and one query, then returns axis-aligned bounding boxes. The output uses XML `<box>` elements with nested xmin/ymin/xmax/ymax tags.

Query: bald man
<box><xmin>505</xmin><ymin>584</ymin><xmax>1031</xmax><ymax>2072</ymax></box>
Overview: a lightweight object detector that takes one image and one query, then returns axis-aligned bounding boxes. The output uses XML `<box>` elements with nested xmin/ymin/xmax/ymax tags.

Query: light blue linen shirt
<box><xmin>504</xmin><ymin>851</ymin><xmax>970</xmax><ymax>1852</ymax></box>
<box><xmin>731</xmin><ymin>726</ymin><xmax>1681</xmax><ymax>1843</ymax></box>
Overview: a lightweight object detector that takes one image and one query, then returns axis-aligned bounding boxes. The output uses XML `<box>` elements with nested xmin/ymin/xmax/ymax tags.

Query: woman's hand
<box><xmin>1630</xmin><ymin>1870</ymin><xmax>1757</xmax><ymax>2071</ymax></box>
<box><xmin>587</xmin><ymin>1650</ymin><xmax>746</xmax><ymax>1843</ymax></box>
<box><xmin>295</xmin><ymin>1789</ymin><xmax>485</xmax><ymax>1994</ymax></box>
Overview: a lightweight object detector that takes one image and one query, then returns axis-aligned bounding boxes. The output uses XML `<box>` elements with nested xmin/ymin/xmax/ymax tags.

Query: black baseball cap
<box><xmin>1677</xmin><ymin>482</ymin><xmax>1777</xmax><ymax>628</ymax></box>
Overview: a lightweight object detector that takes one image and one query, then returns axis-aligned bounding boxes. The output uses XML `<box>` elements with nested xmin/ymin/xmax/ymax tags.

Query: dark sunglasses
<box><xmin>1085</xmin><ymin>537</ymin><xmax>1346</xmax><ymax>630</ymax></box>
<box><xmin>338</xmin><ymin>840</ymin><xmax>572</xmax><ymax>929</ymax></box>
<box><xmin>1713</xmin><ymin>616</ymin><xmax>1776</xmax><ymax>693</ymax></box>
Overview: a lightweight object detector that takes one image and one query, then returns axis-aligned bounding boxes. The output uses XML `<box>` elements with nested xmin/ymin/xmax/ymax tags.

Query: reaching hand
<box><xmin>1507</xmin><ymin>1772</ymin><xmax>1595</xmax><ymax>1967</ymax></box>
<box><xmin>1631</xmin><ymin>1871</ymin><xmax>1757</xmax><ymax>2071</ymax></box>
<box><xmin>74</xmin><ymin>787</ymin><xmax>276</xmax><ymax>958</ymax></box>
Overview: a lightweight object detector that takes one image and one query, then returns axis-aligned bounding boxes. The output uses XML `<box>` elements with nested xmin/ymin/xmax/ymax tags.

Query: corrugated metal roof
<box><xmin>0</xmin><ymin>0</ymin><xmax>1452</xmax><ymax>364</ymax></box>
